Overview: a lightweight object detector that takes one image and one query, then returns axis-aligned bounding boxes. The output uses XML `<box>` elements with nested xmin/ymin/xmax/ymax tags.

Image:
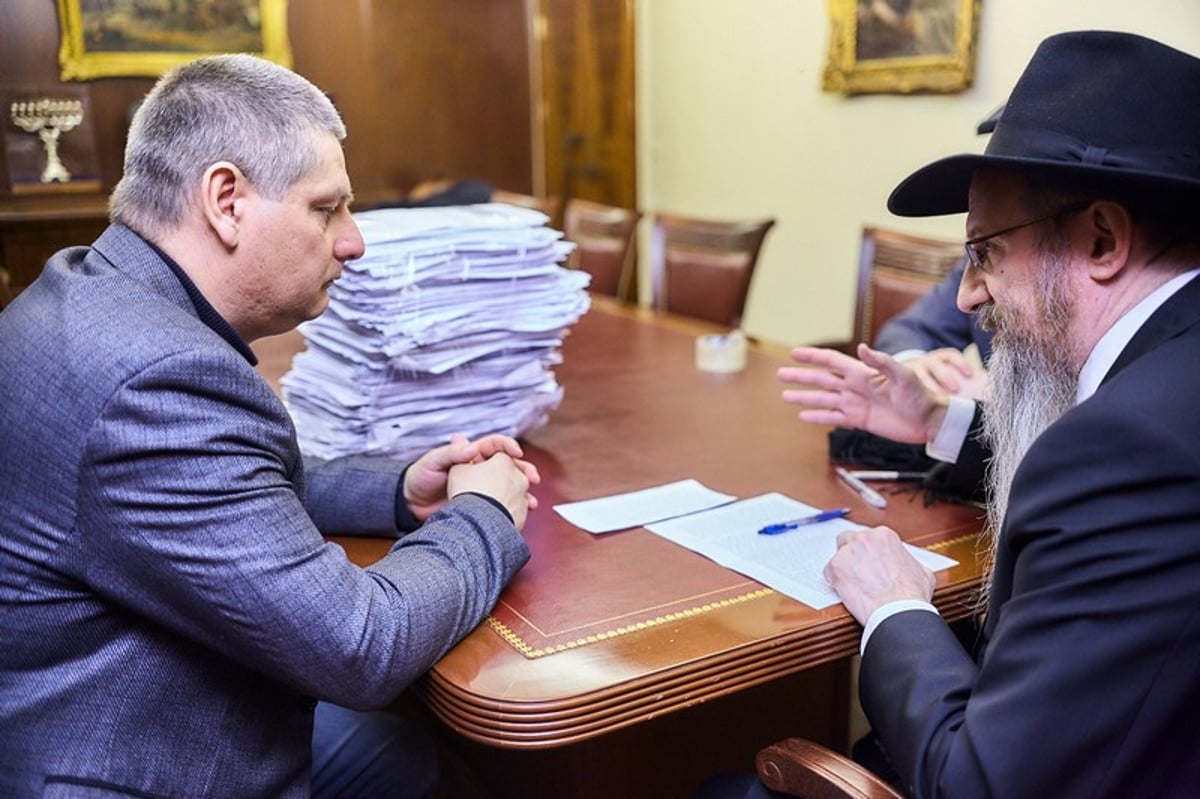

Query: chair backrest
<box><xmin>562</xmin><ymin>198</ymin><xmax>642</xmax><ymax>299</ymax></box>
<box><xmin>853</xmin><ymin>226</ymin><xmax>963</xmax><ymax>346</ymax></box>
<box><xmin>491</xmin><ymin>189</ymin><xmax>563</xmax><ymax>228</ymax></box>
<box><xmin>649</xmin><ymin>212</ymin><xmax>776</xmax><ymax>328</ymax></box>
<box><xmin>756</xmin><ymin>737</ymin><xmax>905</xmax><ymax>799</ymax></box>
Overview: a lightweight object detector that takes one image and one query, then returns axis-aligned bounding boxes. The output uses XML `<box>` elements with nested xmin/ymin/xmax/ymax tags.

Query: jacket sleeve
<box><xmin>73</xmin><ymin>348</ymin><xmax>529</xmax><ymax>710</ymax></box>
<box><xmin>302</xmin><ymin>453</ymin><xmax>413</xmax><ymax>537</ymax></box>
<box><xmin>860</xmin><ymin>395</ymin><xmax>1200</xmax><ymax>798</ymax></box>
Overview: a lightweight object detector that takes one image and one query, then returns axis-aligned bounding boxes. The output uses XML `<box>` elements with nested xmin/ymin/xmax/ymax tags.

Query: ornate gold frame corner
<box><xmin>56</xmin><ymin>0</ymin><xmax>293</xmax><ymax>81</ymax></box>
<box><xmin>822</xmin><ymin>0</ymin><xmax>981</xmax><ymax>96</ymax></box>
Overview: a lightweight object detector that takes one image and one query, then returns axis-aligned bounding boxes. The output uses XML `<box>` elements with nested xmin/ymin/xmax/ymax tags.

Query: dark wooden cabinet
<box><xmin>0</xmin><ymin>195</ymin><xmax>110</xmax><ymax>293</ymax></box>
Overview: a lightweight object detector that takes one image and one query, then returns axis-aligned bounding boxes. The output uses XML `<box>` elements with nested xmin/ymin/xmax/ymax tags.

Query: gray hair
<box><xmin>110</xmin><ymin>54</ymin><xmax>346</xmax><ymax>237</ymax></box>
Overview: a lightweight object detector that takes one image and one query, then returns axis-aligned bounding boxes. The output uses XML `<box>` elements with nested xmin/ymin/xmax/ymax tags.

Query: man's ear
<box><xmin>201</xmin><ymin>161</ymin><xmax>245</xmax><ymax>249</ymax></box>
<box><xmin>1082</xmin><ymin>200</ymin><xmax>1133</xmax><ymax>282</ymax></box>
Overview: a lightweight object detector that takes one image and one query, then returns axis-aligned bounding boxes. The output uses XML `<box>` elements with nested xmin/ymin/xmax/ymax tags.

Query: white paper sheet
<box><xmin>646</xmin><ymin>492</ymin><xmax>958</xmax><ymax>609</ymax></box>
<box><xmin>552</xmin><ymin>479</ymin><xmax>737</xmax><ymax>534</ymax></box>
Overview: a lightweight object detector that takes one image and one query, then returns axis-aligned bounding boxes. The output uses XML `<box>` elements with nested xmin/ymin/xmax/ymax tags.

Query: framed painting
<box><xmin>56</xmin><ymin>0</ymin><xmax>293</xmax><ymax>81</ymax></box>
<box><xmin>822</xmin><ymin>0</ymin><xmax>981</xmax><ymax>95</ymax></box>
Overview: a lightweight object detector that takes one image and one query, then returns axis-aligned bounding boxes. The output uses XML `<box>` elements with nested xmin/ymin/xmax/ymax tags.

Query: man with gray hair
<box><xmin>0</xmin><ymin>54</ymin><xmax>538</xmax><ymax>797</ymax></box>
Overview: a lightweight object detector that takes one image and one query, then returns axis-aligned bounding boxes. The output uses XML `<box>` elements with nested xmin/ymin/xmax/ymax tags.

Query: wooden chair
<box><xmin>490</xmin><ymin>189</ymin><xmax>563</xmax><ymax>229</ymax></box>
<box><xmin>851</xmin><ymin>226</ymin><xmax>963</xmax><ymax>348</ymax></box>
<box><xmin>649</xmin><ymin>212</ymin><xmax>776</xmax><ymax>328</ymax></box>
<box><xmin>755</xmin><ymin>738</ymin><xmax>905</xmax><ymax>799</ymax></box>
<box><xmin>562</xmin><ymin>198</ymin><xmax>642</xmax><ymax>299</ymax></box>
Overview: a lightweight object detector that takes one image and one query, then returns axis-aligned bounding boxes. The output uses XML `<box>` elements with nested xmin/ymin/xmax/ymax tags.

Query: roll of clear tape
<box><xmin>695</xmin><ymin>330</ymin><xmax>747</xmax><ymax>373</ymax></box>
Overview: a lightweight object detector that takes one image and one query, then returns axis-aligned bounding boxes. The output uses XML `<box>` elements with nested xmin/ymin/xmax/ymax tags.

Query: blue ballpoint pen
<box><xmin>758</xmin><ymin>507</ymin><xmax>851</xmax><ymax>535</ymax></box>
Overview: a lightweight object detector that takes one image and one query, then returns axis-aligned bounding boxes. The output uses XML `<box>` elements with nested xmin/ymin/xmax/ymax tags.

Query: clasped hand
<box><xmin>904</xmin><ymin>347</ymin><xmax>989</xmax><ymax>400</ymax></box>
<box><xmin>404</xmin><ymin>433</ymin><xmax>541</xmax><ymax>530</ymax></box>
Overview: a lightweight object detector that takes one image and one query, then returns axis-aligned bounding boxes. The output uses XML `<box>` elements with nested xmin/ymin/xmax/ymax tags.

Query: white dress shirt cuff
<box><xmin>926</xmin><ymin>395</ymin><xmax>975</xmax><ymax>463</ymax></box>
<box><xmin>890</xmin><ymin>349</ymin><xmax>926</xmax><ymax>363</ymax></box>
<box><xmin>860</xmin><ymin>599</ymin><xmax>939</xmax><ymax>656</ymax></box>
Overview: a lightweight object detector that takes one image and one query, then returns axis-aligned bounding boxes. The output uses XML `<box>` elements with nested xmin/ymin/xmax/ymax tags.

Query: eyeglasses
<box><xmin>963</xmin><ymin>201</ymin><xmax>1091</xmax><ymax>271</ymax></box>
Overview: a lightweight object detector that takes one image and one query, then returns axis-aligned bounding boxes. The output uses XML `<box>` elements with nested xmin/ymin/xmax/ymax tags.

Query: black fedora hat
<box><xmin>888</xmin><ymin>31</ymin><xmax>1200</xmax><ymax>217</ymax></box>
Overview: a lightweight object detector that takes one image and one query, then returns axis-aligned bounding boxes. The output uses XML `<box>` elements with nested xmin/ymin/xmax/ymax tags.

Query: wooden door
<box><xmin>533</xmin><ymin>0</ymin><xmax>637</xmax><ymax>211</ymax></box>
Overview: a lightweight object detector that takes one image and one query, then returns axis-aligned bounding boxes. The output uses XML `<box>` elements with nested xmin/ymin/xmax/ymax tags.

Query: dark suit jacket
<box><xmin>873</xmin><ymin>260</ymin><xmax>995</xmax><ymax>364</ymax></box>
<box><xmin>0</xmin><ymin>225</ymin><xmax>530</xmax><ymax>797</ymax></box>
<box><xmin>860</xmin><ymin>272</ymin><xmax>1200</xmax><ymax>798</ymax></box>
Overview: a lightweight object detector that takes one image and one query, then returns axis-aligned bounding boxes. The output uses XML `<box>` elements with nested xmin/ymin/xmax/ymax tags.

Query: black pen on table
<box><xmin>834</xmin><ymin>466</ymin><xmax>888</xmax><ymax>508</ymax></box>
<box><xmin>758</xmin><ymin>506</ymin><xmax>851</xmax><ymax>535</ymax></box>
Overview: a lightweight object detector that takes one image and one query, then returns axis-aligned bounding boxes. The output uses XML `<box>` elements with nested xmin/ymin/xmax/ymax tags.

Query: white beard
<box><xmin>977</xmin><ymin>248</ymin><xmax>1078</xmax><ymax>576</ymax></box>
<box><xmin>980</xmin><ymin>337</ymin><xmax>1078</xmax><ymax>540</ymax></box>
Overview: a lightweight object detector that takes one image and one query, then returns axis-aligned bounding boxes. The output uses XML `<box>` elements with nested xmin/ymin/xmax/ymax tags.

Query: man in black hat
<box><xmin>771</xmin><ymin>30</ymin><xmax>1200</xmax><ymax>798</ymax></box>
<box><xmin>868</xmin><ymin>104</ymin><xmax>1015</xmax><ymax>400</ymax></box>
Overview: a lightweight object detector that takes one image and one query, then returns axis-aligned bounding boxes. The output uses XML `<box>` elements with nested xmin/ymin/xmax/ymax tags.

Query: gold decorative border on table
<box><xmin>488</xmin><ymin>587</ymin><xmax>776</xmax><ymax>659</ymax></box>
<box><xmin>488</xmin><ymin>530</ymin><xmax>981</xmax><ymax>658</ymax></box>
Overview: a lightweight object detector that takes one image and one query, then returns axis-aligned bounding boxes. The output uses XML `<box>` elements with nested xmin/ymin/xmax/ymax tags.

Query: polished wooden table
<box><xmin>254</xmin><ymin>295</ymin><xmax>984</xmax><ymax>798</ymax></box>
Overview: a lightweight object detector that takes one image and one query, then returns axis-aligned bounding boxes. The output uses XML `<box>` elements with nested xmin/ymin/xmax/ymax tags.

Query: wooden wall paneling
<box><xmin>0</xmin><ymin>3</ymin><xmax>154</xmax><ymax>197</ymax></box>
<box><xmin>537</xmin><ymin>0</ymin><xmax>637</xmax><ymax>210</ymax></box>
<box><xmin>0</xmin><ymin>199</ymin><xmax>110</xmax><ymax>291</ymax></box>
<box><xmin>290</xmin><ymin>1</ymin><xmax>535</xmax><ymax>207</ymax></box>
<box><xmin>0</xmin><ymin>2</ymin><xmax>150</xmax><ymax>290</ymax></box>
<box><xmin>0</xmin><ymin>2</ymin><xmax>61</xmax><ymax>194</ymax></box>
<box><xmin>1</xmin><ymin>1</ymin><xmax>537</xmax><ymax>288</ymax></box>
<box><xmin>1</xmin><ymin>3</ymin><xmax>536</xmax><ymax>204</ymax></box>
<box><xmin>536</xmin><ymin>0</ymin><xmax>638</xmax><ymax>299</ymax></box>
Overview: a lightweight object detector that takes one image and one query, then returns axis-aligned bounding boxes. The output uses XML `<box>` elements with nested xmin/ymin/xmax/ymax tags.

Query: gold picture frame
<box><xmin>822</xmin><ymin>0</ymin><xmax>981</xmax><ymax>95</ymax></box>
<box><xmin>56</xmin><ymin>0</ymin><xmax>293</xmax><ymax>81</ymax></box>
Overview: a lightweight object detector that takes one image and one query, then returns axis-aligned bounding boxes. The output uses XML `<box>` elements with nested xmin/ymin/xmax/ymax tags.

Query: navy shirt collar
<box><xmin>141</xmin><ymin>236</ymin><xmax>258</xmax><ymax>366</ymax></box>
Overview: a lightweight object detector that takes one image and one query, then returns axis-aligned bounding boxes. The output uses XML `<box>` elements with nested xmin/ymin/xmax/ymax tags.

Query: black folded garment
<box><xmin>828</xmin><ymin>427</ymin><xmax>987</xmax><ymax>507</ymax></box>
<box><xmin>828</xmin><ymin>426</ymin><xmax>935</xmax><ymax>471</ymax></box>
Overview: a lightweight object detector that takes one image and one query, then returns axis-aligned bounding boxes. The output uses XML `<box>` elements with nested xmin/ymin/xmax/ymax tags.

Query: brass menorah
<box><xmin>10</xmin><ymin>98</ymin><xmax>84</xmax><ymax>184</ymax></box>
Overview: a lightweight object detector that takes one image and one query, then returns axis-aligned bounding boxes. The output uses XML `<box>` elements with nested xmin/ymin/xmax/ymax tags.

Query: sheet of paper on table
<box><xmin>552</xmin><ymin>479</ymin><xmax>737</xmax><ymax>534</ymax></box>
<box><xmin>646</xmin><ymin>492</ymin><xmax>958</xmax><ymax>609</ymax></box>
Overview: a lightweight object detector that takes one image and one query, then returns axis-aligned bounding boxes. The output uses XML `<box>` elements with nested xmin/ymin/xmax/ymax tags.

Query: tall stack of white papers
<box><xmin>281</xmin><ymin>203</ymin><xmax>591</xmax><ymax>462</ymax></box>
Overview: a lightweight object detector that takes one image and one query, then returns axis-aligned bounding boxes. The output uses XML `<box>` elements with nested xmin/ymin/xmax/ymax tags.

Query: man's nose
<box><xmin>957</xmin><ymin>260</ymin><xmax>991</xmax><ymax>313</ymax></box>
<box><xmin>336</xmin><ymin>217</ymin><xmax>365</xmax><ymax>262</ymax></box>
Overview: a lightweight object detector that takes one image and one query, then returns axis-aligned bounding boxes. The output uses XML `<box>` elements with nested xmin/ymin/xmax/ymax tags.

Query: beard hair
<box><xmin>977</xmin><ymin>246</ymin><xmax>1079</xmax><ymax>585</ymax></box>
